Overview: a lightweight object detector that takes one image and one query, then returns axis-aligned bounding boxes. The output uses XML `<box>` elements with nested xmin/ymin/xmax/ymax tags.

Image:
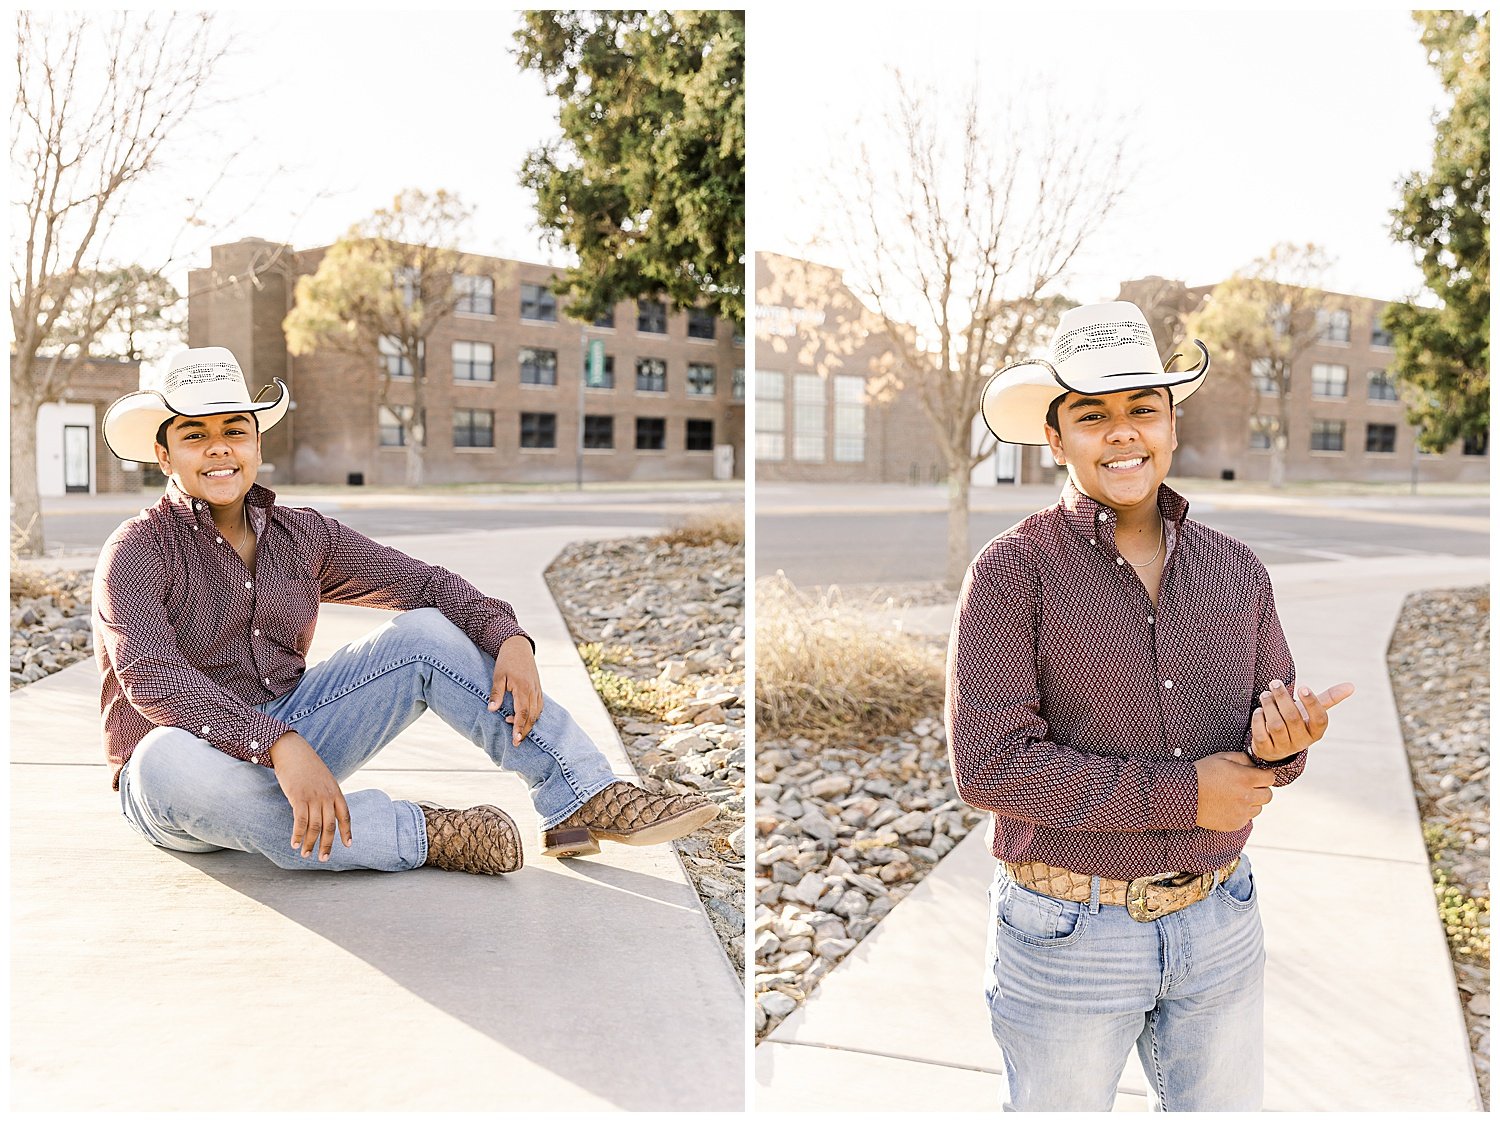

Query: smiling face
<box><xmin>154</xmin><ymin>412</ymin><xmax>262</xmax><ymax>512</ymax></box>
<box><xmin>1044</xmin><ymin>387</ymin><xmax>1177</xmax><ymax>519</ymax></box>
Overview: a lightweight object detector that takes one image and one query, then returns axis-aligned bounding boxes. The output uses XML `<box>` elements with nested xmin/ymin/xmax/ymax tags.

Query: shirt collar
<box><xmin>1056</xmin><ymin>478</ymin><xmax>1190</xmax><ymax>545</ymax></box>
<box><xmin>165</xmin><ymin>477</ymin><xmax>276</xmax><ymax>529</ymax></box>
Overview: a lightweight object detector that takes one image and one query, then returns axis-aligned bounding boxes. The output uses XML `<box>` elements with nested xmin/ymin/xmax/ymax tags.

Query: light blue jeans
<box><xmin>118</xmin><ymin>608</ymin><xmax>619</xmax><ymax>872</ymax></box>
<box><xmin>985</xmin><ymin>856</ymin><xmax>1265</xmax><ymax>1111</ymax></box>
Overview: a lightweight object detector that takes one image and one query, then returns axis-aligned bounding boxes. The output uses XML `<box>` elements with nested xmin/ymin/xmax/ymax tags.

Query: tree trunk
<box><xmin>945</xmin><ymin>465</ymin><xmax>971</xmax><ymax>590</ymax></box>
<box><xmin>1269</xmin><ymin>433</ymin><xmax>1287</xmax><ymax>490</ymax></box>
<box><xmin>11</xmin><ymin>387</ymin><xmax>46</xmax><ymax>557</ymax></box>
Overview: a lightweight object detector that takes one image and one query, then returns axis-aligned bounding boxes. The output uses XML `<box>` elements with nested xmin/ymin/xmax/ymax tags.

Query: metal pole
<box><xmin>577</xmin><ymin>325</ymin><xmax>585</xmax><ymax>492</ymax></box>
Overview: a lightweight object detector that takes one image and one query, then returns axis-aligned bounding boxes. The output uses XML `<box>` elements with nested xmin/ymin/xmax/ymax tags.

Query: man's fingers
<box><xmin>1318</xmin><ymin>682</ymin><xmax>1356</xmax><ymax>709</ymax></box>
<box><xmin>291</xmin><ymin>803</ymin><xmax>308</xmax><ymax>850</ymax></box>
<box><xmin>302</xmin><ymin>808</ymin><xmax>324</xmax><ymax>858</ymax></box>
<box><xmin>489</xmin><ymin>674</ymin><xmax>507</xmax><ymax>713</ymax></box>
<box><xmin>337</xmin><ymin>793</ymin><xmax>353</xmax><ymax>848</ymax></box>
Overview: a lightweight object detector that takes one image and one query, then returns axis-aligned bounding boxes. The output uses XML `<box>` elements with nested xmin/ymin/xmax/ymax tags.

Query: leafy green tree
<box><xmin>284</xmin><ymin>189</ymin><xmax>484</xmax><ymax>486</ymax></box>
<box><xmin>515</xmin><ymin>10</ymin><xmax>744</xmax><ymax>324</ymax></box>
<box><xmin>1185</xmin><ymin>243</ymin><xmax>1333</xmax><ymax>489</ymax></box>
<box><xmin>1383</xmin><ymin>10</ymin><xmax>1489</xmax><ymax>452</ymax></box>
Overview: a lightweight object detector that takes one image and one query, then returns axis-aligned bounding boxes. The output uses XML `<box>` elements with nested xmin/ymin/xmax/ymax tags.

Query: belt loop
<box><xmin>1088</xmin><ymin>875</ymin><xmax>1101</xmax><ymax>914</ymax></box>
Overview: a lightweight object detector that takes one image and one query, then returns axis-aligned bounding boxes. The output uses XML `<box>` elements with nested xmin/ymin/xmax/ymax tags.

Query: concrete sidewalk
<box><xmin>10</xmin><ymin>525</ymin><xmax>744</xmax><ymax>1111</ymax></box>
<box><xmin>756</xmin><ymin>554</ymin><xmax>1487</xmax><ymax>1112</ymax></box>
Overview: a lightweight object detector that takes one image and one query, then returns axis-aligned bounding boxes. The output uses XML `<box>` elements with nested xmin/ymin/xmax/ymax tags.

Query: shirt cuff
<box><xmin>214</xmin><ymin>710</ymin><xmax>292</xmax><ymax>769</ymax></box>
<box><xmin>482</xmin><ymin>617</ymin><xmax>533</xmax><ymax>657</ymax></box>
<box><xmin>1153</xmin><ymin>761</ymin><xmax>1201</xmax><ymax>831</ymax></box>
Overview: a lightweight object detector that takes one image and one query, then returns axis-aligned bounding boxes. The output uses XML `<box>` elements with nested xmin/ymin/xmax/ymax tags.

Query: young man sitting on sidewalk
<box><xmin>94</xmin><ymin>346</ymin><xmax>715</xmax><ymax>875</ymax></box>
<box><xmin>947</xmin><ymin>302</ymin><xmax>1355</xmax><ymax>1111</ymax></box>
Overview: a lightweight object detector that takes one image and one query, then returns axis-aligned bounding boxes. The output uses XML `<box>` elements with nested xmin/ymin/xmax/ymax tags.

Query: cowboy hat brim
<box><xmin>103</xmin><ymin>379</ymin><xmax>290</xmax><ymax>463</ymax></box>
<box><xmin>980</xmin><ymin>342</ymin><xmax>1209</xmax><ymax>446</ymax></box>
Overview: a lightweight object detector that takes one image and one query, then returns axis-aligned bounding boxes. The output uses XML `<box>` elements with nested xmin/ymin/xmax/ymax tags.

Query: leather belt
<box><xmin>1004</xmin><ymin>857</ymin><xmax>1240</xmax><ymax>923</ymax></box>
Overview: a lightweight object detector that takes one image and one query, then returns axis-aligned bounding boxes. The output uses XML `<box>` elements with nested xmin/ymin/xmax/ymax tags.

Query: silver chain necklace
<box><xmin>1121</xmin><ymin>517</ymin><xmax>1165</xmax><ymax>569</ymax></box>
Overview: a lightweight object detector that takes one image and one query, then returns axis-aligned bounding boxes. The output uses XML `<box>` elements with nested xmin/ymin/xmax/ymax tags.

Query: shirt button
<box><xmin>1164</xmin><ymin>680</ymin><xmax>1174</xmax><ymax>689</ymax></box>
<box><xmin>249</xmin><ymin>741</ymin><xmax>258</xmax><ymax>751</ymax></box>
<box><xmin>216</xmin><ymin>536</ymin><xmax>223</xmax><ymax>544</ymax></box>
<box><xmin>1099</xmin><ymin>511</ymin><xmax>1110</xmax><ymax>520</ymax></box>
<box><xmin>253</xmin><ymin>629</ymin><xmax>261</xmax><ymax>636</ymax></box>
<box><xmin>1147</xmin><ymin>615</ymin><xmax>1155</xmax><ymax>624</ymax></box>
<box><xmin>250</xmin><ymin>757</ymin><xmax>259</xmax><ymax>765</ymax></box>
<box><xmin>263</xmin><ymin>677</ymin><xmax>271</xmax><ymax>686</ymax></box>
<box><xmin>245</xmin><ymin>580</ymin><xmax>252</xmax><ymax>589</ymax></box>
<box><xmin>201</xmin><ymin>726</ymin><xmax>211</xmax><ymax>735</ymax></box>
<box><xmin>1173</xmin><ymin>748</ymin><xmax>1183</xmax><ymax>757</ymax></box>
<box><xmin>1089</xmin><ymin>538</ymin><xmax>1097</xmax><ymax>546</ymax></box>
<box><xmin>1116</xmin><ymin>556</ymin><xmax>1125</xmax><ymax>566</ymax></box>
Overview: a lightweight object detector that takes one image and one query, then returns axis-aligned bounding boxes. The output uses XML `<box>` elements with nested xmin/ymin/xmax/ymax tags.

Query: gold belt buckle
<box><xmin>1125</xmin><ymin>869</ymin><xmax>1201</xmax><ymax>922</ymax></box>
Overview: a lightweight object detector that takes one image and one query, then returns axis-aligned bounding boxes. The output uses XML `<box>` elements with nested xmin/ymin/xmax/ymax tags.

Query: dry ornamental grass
<box><xmin>755</xmin><ymin>574</ymin><xmax>946</xmax><ymax>744</ymax></box>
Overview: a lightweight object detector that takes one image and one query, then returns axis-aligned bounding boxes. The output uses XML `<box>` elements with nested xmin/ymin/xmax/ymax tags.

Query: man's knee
<box><xmin>131</xmin><ymin>726</ymin><xmax>272</xmax><ymax>805</ymax></box>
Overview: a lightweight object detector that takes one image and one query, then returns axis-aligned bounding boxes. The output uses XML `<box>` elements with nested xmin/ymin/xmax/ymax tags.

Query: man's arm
<box><xmin>945</xmin><ymin>548</ymin><xmax>1201</xmax><ymax>833</ymax></box>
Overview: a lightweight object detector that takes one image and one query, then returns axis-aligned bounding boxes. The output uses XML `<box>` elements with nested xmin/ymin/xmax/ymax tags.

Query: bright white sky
<box><xmin>749</xmin><ymin>6</ymin><xmax>1447</xmax><ymax>305</ymax></box>
<box><xmin>95</xmin><ymin>9</ymin><xmax>567</xmax><ymax>307</ymax></box>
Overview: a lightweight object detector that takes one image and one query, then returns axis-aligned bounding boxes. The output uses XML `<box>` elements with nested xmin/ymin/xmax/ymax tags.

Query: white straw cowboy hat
<box><xmin>980</xmin><ymin>301</ymin><xmax>1210</xmax><ymax>446</ymax></box>
<box><xmin>103</xmin><ymin>346</ymin><xmax>289</xmax><ymax>463</ymax></box>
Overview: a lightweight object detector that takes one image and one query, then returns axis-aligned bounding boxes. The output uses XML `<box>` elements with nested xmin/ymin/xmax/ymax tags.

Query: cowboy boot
<box><xmin>542</xmin><ymin>782</ymin><xmax>719</xmax><ymax>858</ymax></box>
<box><xmin>419</xmin><ymin>803</ymin><xmax>523</xmax><ymax>874</ymax></box>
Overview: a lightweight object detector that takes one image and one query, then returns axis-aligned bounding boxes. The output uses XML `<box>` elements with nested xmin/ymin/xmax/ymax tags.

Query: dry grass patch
<box><xmin>756</xmin><ymin>573</ymin><xmax>946</xmax><ymax>743</ymax></box>
<box><xmin>652</xmin><ymin>506</ymin><xmax>744</xmax><ymax>548</ymax></box>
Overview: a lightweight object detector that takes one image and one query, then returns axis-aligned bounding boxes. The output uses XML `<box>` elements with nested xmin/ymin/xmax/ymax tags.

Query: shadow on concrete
<box><xmin>165</xmin><ymin>847</ymin><xmax>738</xmax><ymax>1111</ymax></box>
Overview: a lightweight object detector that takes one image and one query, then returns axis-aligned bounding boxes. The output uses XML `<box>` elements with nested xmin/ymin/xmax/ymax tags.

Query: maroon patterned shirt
<box><xmin>945</xmin><ymin>480</ymin><xmax>1305</xmax><ymax>879</ymax></box>
<box><xmin>93</xmin><ymin>481</ymin><xmax>529</xmax><ymax>789</ymax></box>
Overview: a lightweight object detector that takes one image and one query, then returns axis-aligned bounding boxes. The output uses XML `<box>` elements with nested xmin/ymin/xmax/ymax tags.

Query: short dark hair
<box><xmin>155</xmin><ymin>412</ymin><xmax>260</xmax><ymax>450</ymax></box>
<box><xmin>1044</xmin><ymin>387</ymin><xmax>1175</xmax><ymax>434</ymax></box>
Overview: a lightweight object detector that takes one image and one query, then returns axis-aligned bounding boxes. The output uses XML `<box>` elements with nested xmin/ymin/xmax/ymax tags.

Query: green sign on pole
<box><xmin>587</xmin><ymin>339</ymin><xmax>606</xmax><ymax>387</ymax></box>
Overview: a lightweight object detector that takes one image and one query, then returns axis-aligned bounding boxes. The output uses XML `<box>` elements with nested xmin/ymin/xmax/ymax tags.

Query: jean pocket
<box><xmin>998</xmin><ymin>882</ymin><xmax>1089</xmax><ymax>947</ymax></box>
<box><xmin>1215</xmin><ymin>859</ymin><xmax>1257</xmax><ymax>911</ymax></box>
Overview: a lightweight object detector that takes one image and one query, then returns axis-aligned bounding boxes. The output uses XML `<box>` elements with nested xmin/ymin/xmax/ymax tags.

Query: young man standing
<box><xmin>945</xmin><ymin>303</ymin><xmax>1354</xmax><ymax>1111</ymax></box>
<box><xmin>96</xmin><ymin>347</ymin><xmax>715</xmax><ymax>875</ymax></box>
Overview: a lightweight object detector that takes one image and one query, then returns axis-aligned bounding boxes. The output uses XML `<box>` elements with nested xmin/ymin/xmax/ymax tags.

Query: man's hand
<box><xmin>1251</xmin><ymin>679</ymin><xmax>1356</xmax><ymax>764</ymax></box>
<box><xmin>269</xmin><ymin>731</ymin><xmax>352</xmax><ymax>861</ymax></box>
<box><xmin>491</xmin><ymin>634</ymin><xmax>543</xmax><ymax>745</ymax></box>
<box><xmin>1194</xmin><ymin>751</ymin><xmax>1275</xmax><ymax>832</ymax></box>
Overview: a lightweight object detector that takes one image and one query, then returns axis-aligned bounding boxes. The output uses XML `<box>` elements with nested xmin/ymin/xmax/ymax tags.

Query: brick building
<box><xmin>188</xmin><ymin>238</ymin><xmax>745</xmax><ymax>487</ymax></box>
<box><xmin>26</xmin><ymin>356</ymin><xmax>145</xmax><ymax>495</ymax></box>
<box><xmin>1120</xmin><ymin>278</ymin><xmax>1489</xmax><ymax>485</ymax></box>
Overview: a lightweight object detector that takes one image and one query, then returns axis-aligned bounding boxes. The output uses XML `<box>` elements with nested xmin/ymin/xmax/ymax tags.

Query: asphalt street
<box><xmin>756</xmin><ymin>491</ymin><xmax>1489</xmax><ymax>587</ymax></box>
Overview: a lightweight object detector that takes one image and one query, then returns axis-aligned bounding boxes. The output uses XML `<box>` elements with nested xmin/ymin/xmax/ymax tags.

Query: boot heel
<box><xmin>542</xmin><ymin>826</ymin><xmax>600</xmax><ymax>859</ymax></box>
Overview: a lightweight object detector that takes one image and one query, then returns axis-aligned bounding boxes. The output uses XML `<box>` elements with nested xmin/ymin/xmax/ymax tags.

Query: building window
<box><xmin>636</xmin><ymin>357</ymin><xmax>667</xmax><ymax>393</ymax></box>
<box><xmin>687</xmin><ymin>363</ymin><xmax>716</xmax><ymax>396</ymax></box>
<box><xmin>1251</xmin><ymin>358</ymin><xmax>1276</xmax><ymax>396</ymax></box>
<box><xmin>1368</xmin><ymin>369</ymin><xmax>1398</xmax><ymax>401</ymax></box>
<box><xmin>378</xmin><ymin>405</ymin><xmax>422</xmax><ymax>447</ymax></box>
<box><xmin>1317</xmin><ymin>308</ymin><xmax>1351</xmax><ymax>344</ymax></box>
<box><xmin>455</xmin><ymin>273</ymin><xmax>494</xmax><ymax>315</ymax></box>
<box><xmin>584</xmin><ymin>353</ymin><xmax>615</xmax><ymax>390</ymax></box>
<box><xmin>687</xmin><ymin>307</ymin><xmax>716</xmax><ymax>339</ymax></box>
<box><xmin>833</xmin><ymin>375</ymin><xmax>866</xmax><ymax>463</ymax></box>
<box><xmin>1365</xmin><ymin>423</ymin><xmax>1396</xmax><ymax>455</ymax></box>
<box><xmin>454</xmin><ymin>408</ymin><xmax>495</xmax><ymax>448</ymax></box>
<box><xmin>756</xmin><ymin>370</ymin><xmax>785</xmax><ymax>460</ymax></box>
<box><xmin>594</xmin><ymin>308</ymin><xmax>616</xmax><ymax>329</ymax></box>
<box><xmin>1371</xmin><ymin>320</ymin><xmax>1394</xmax><ymax>348</ymax></box>
<box><xmin>520</xmin><ymin>412</ymin><xmax>556</xmax><ymax>449</ymax></box>
<box><xmin>394</xmin><ymin>267</ymin><xmax>418</xmax><ymax>308</ymax></box>
<box><xmin>1249</xmin><ymin>415</ymin><xmax>1276</xmax><ymax>450</ymax></box>
<box><xmin>452</xmin><ymin>340</ymin><xmax>494</xmax><ymax>382</ymax></box>
<box><xmin>686</xmin><ymin>418</ymin><xmax>714</xmax><ymax>451</ymax></box>
<box><xmin>794</xmin><ymin>373</ymin><xmax>826</xmax><ymax>461</ymax></box>
<box><xmin>1310</xmin><ymin>363</ymin><xmax>1348</xmax><ymax>398</ymax></box>
<box><xmin>521</xmin><ymin>282</ymin><xmax>557</xmax><ymax>322</ymax></box>
<box><xmin>732</xmin><ymin>367</ymin><xmax>745</xmax><ymax>400</ymax></box>
<box><xmin>379</xmin><ymin>335</ymin><xmax>422</xmax><ymax>379</ymax></box>
<box><xmin>1463</xmin><ymin>430</ymin><xmax>1489</xmax><ymax>457</ymax></box>
<box><xmin>732</xmin><ymin>322</ymin><xmax>744</xmax><ymax>346</ymax></box>
<box><xmin>637</xmin><ymin>298</ymin><xmax>667</xmax><ymax>334</ymax></box>
<box><xmin>520</xmin><ymin>347</ymin><xmax>558</xmax><ymax>386</ymax></box>
<box><xmin>1310</xmin><ymin>419</ymin><xmax>1345</xmax><ymax>452</ymax></box>
<box><xmin>584</xmin><ymin>414</ymin><xmax>614</xmax><ymax>449</ymax></box>
<box><xmin>636</xmin><ymin>416</ymin><xmax>665</xmax><ymax>450</ymax></box>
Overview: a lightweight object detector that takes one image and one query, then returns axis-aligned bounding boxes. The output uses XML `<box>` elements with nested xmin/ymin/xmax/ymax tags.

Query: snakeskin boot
<box><xmin>419</xmin><ymin>803</ymin><xmax>523</xmax><ymax>875</ymax></box>
<box><xmin>541</xmin><ymin>782</ymin><xmax>719</xmax><ymax>858</ymax></box>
